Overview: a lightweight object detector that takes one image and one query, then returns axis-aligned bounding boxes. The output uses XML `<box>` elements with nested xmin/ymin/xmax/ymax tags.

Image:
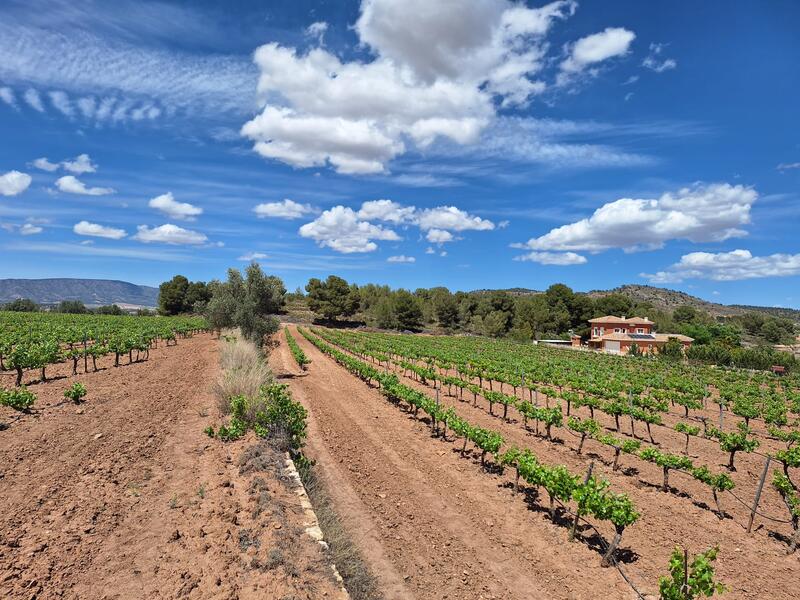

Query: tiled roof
<box><xmin>595</xmin><ymin>332</ymin><xmax>693</xmax><ymax>343</ymax></box>
<box><xmin>588</xmin><ymin>315</ymin><xmax>655</xmax><ymax>325</ymax></box>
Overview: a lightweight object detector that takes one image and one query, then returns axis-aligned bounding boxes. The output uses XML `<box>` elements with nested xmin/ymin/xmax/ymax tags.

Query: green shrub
<box><xmin>0</xmin><ymin>386</ymin><xmax>36</xmax><ymax>411</ymax></box>
<box><xmin>64</xmin><ymin>382</ymin><xmax>87</xmax><ymax>404</ymax></box>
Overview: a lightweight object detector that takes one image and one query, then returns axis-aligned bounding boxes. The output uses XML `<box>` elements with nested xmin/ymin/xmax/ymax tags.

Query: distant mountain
<box><xmin>0</xmin><ymin>278</ymin><xmax>159</xmax><ymax>308</ymax></box>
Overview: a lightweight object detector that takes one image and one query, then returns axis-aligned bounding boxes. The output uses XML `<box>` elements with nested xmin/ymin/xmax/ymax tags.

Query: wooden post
<box><xmin>747</xmin><ymin>455</ymin><xmax>772</xmax><ymax>533</ymax></box>
<box><xmin>569</xmin><ymin>461</ymin><xmax>595</xmax><ymax>542</ymax></box>
<box><xmin>718</xmin><ymin>403</ymin><xmax>724</xmax><ymax>430</ymax></box>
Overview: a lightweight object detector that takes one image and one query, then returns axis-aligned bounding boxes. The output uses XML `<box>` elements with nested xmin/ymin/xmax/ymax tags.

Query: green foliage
<box><xmin>0</xmin><ymin>386</ymin><xmax>36</xmax><ymax>411</ymax></box>
<box><xmin>63</xmin><ymin>382</ymin><xmax>87</xmax><ymax>404</ymax></box>
<box><xmin>392</xmin><ymin>289</ymin><xmax>423</xmax><ymax>331</ymax></box>
<box><xmin>658</xmin><ymin>546</ymin><xmax>726</xmax><ymax>600</ymax></box>
<box><xmin>305</xmin><ymin>275</ymin><xmax>359</xmax><ymax>320</ymax></box>
<box><xmin>204</xmin><ymin>265</ymin><xmax>284</xmax><ymax>345</ymax></box>
<box><xmin>57</xmin><ymin>300</ymin><xmax>88</xmax><ymax>314</ymax></box>
<box><xmin>3</xmin><ymin>298</ymin><xmax>39</xmax><ymax>312</ymax></box>
<box><xmin>285</xmin><ymin>328</ymin><xmax>311</xmax><ymax>369</ymax></box>
<box><xmin>158</xmin><ymin>275</ymin><xmax>211</xmax><ymax>315</ymax></box>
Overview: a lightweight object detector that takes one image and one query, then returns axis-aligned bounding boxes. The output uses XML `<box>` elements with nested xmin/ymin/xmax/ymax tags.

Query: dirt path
<box><xmin>297</xmin><ymin>329</ymin><xmax>800</xmax><ymax>600</ymax></box>
<box><xmin>0</xmin><ymin>333</ymin><xmax>343</xmax><ymax>600</ymax></box>
<box><xmin>272</xmin><ymin>327</ymin><xmax>641</xmax><ymax>600</ymax></box>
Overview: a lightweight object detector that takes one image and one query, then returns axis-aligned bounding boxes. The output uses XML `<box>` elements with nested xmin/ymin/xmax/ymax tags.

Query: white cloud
<box><xmin>238</xmin><ymin>252</ymin><xmax>268</xmax><ymax>261</ymax></box>
<box><xmin>387</xmin><ymin>254</ymin><xmax>416</xmax><ymax>263</ymax></box>
<box><xmin>514</xmin><ymin>250</ymin><xmax>587</xmax><ymax>265</ymax></box>
<box><xmin>559</xmin><ymin>27</ymin><xmax>635</xmax><ymax>79</ymax></box>
<box><xmin>23</xmin><ymin>88</ymin><xmax>44</xmax><ymax>112</ymax></box>
<box><xmin>242</xmin><ymin>0</ymin><xmax>578</xmax><ymax>174</ymax></box>
<box><xmin>61</xmin><ymin>153</ymin><xmax>97</xmax><ymax>174</ymax></box>
<box><xmin>643</xmin><ymin>249</ymin><xmax>800</xmax><ymax>283</ymax></box>
<box><xmin>357</xmin><ymin>199</ymin><xmax>417</xmax><ymax>224</ymax></box>
<box><xmin>642</xmin><ymin>42</ymin><xmax>677</xmax><ymax>73</ymax></box>
<box><xmin>19</xmin><ymin>223</ymin><xmax>43</xmax><ymax>236</ymax></box>
<box><xmin>0</xmin><ymin>86</ymin><xmax>17</xmax><ymax>108</ymax></box>
<box><xmin>777</xmin><ymin>162</ymin><xmax>800</xmax><ymax>171</ymax></box>
<box><xmin>55</xmin><ymin>175</ymin><xmax>115</xmax><ymax>196</ymax></box>
<box><xmin>0</xmin><ymin>170</ymin><xmax>33</xmax><ymax>196</ymax></box>
<box><xmin>32</xmin><ymin>157</ymin><xmax>59</xmax><ymax>172</ymax></box>
<box><xmin>149</xmin><ymin>192</ymin><xmax>202</xmax><ymax>221</ymax></box>
<box><xmin>515</xmin><ymin>183</ymin><xmax>756</xmax><ymax>254</ymax></box>
<box><xmin>305</xmin><ymin>21</ymin><xmax>328</xmax><ymax>44</ymax></box>
<box><xmin>0</xmin><ymin>11</ymin><xmax>256</xmax><ymax>119</ymax></box>
<box><xmin>416</xmin><ymin>206</ymin><xmax>495</xmax><ymax>231</ymax></box>
<box><xmin>133</xmin><ymin>224</ymin><xmax>208</xmax><ymax>245</ymax></box>
<box><xmin>298</xmin><ymin>205</ymin><xmax>400</xmax><ymax>253</ymax></box>
<box><xmin>73</xmin><ymin>220</ymin><xmax>127</xmax><ymax>239</ymax></box>
<box><xmin>426</xmin><ymin>228</ymin><xmax>455</xmax><ymax>244</ymax></box>
<box><xmin>425</xmin><ymin>246</ymin><xmax>436</xmax><ymax>254</ymax></box>
<box><xmin>253</xmin><ymin>198</ymin><xmax>314</xmax><ymax>219</ymax></box>
<box><xmin>48</xmin><ymin>90</ymin><xmax>74</xmax><ymax>117</ymax></box>
<box><xmin>643</xmin><ymin>56</ymin><xmax>676</xmax><ymax>73</ymax></box>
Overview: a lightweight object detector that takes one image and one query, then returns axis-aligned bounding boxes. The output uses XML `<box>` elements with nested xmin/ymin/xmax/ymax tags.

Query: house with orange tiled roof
<box><xmin>582</xmin><ymin>315</ymin><xmax>693</xmax><ymax>355</ymax></box>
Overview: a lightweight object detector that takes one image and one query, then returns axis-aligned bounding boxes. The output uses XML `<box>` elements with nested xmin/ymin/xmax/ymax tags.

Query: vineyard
<box><xmin>280</xmin><ymin>325</ymin><xmax>800</xmax><ymax>598</ymax></box>
<box><xmin>0</xmin><ymin>311</ymin><xmax>206</xmax><ymax>395</ymax></box>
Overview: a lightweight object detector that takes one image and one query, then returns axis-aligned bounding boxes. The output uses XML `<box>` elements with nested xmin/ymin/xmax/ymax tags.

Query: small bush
<box><xmin>1</xmin><ymin>386</ymin><xmax>36</xmax><ymax>411</ymax></box>
<box><xmin>212</xmin><ymin>338</ymin><xmax>273</xmax><ymax>414</ymax></box>
<box><xmin>64</xmin><ymin>382</ymin><xmax>87</xmax><ymax>404</ymax></box>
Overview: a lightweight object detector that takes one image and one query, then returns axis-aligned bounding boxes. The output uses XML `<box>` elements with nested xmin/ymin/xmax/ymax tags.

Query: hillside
<box><xmin>0</xmin><ymin>278</ymin><xmax>158</xmax><ymax>308</ymax></box>
<box><xmin>472</xmin><ymin>284</ymin><xmax>800</xmax><ymax>322</ymax></box>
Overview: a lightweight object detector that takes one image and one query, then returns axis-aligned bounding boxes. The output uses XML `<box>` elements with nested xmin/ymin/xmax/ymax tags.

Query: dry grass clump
<box><xmin>212</xmin><ymin>337</ymin><xmax>273</xmax><ymax>415</ymax></box>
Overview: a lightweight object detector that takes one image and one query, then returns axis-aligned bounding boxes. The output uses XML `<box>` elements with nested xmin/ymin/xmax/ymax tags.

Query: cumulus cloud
<box><xmin>61</xmin><ymin>153</ymin><xmax>97</xmax><ymax>174</ymax></box>
<box><xmin>0</xmin><ymin>170</ymin><xmax>32</xmax><ymax>196</ymax></box>
<box><xmin>357</xmin><ymin>200</ymin><xmax>495</xmax><ymax>232</ymax></box>
<box><xmin>357</xmin><ymin>199</ymin><xmax>417</xmax><ymax>224</ymax></box>
<box><xmin>242</xmin><ymin>0</ymin><xmax>578</xmax><ymax>174</ymax></box>
<box><xmin>238</xmin><ymin>252</ymin><xmax>268</xmax><ymax>261</ymax></box>
<box><xmin>387</xmin><ymin>254</ymin><xmax>416</xmax><ymax>263</ymax></box>
<box><xmin>515</xmin><ymin>183</ymin><xmax>756</xmax><ymax>256</ymax></box>
<box><xmin>149</xmin><ymin>192</ymin><xmax>202</xmax><ymax>221</ymax></box>
<box><xmin>643</xmin><ymin>249</ymin><xmax>800</xmax><ymax>283</ymax></box>
<box><xmin>298</xmin><ymin>205</ymin><xmax>400</xmax><ymax>253</ymax></box>
<box><xmin>642</xmin><ymin>42</ymin><xmax>677</xmax><ymax>73</ymax></box>
<box><xmin>426</xmin><ymin>228</ymin><xmax>455</xmax><ymax>244</ymax></box>
<box><xmin>55</xmin><ymin>175</ymin><xmax>114</xmax><ymax>195</ymax></box>
<box><xmin>32</xmin><ymin>157</ymin><xmax>60</xmax><ymax>172</ymax></box>
<box><xmin>20</xmin><ymin>223</ymin><xmax>43</xmax><ymax>235</ymax></box>
<box><xmin>514</xmin><ymin>251</ymin><xmax>587</xmax><ymax>265</ymax></box>
<box><xmin>416</xmin><ymin>206</ymin><xmax>495</xmax><ymax>231</ymax></box>
<box><xmin>254</xmin><ymin>198</ymin><xmax>314</xmax><ymax>219</ymax></box>
<box><xmin>73</xmin><ymin>220</ymin><xmax>127</xmax><ymax>239</ymax></box>
<box><xmin>133</xmin><ymin>224</ymin><xmax>208</xmax><ymax>245</ymax></box>
<box><xmin>559</xmin><ymin>27</ymin><xmax>635</xmax><ymax>81</ymax></box>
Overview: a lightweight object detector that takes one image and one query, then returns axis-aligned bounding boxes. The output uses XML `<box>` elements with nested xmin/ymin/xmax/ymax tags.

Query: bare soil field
<box><xmin>0</xmin><ymin>333</ymin><xmax>344</xmax><ymax>600</ymax></box>
<box><xmin>273</xmin><ymin>326</ymin><xmax>798</xmax><ymax>600</ymax></box>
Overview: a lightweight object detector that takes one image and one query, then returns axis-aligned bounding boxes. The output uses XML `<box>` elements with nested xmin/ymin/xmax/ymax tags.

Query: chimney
<box><xmin>621</xmin><ymin>315</ymin><xmax>626</xmax><ymax>320</ymax></box>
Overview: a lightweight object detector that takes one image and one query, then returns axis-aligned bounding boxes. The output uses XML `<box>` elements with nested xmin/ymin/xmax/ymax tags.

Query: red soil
<box><xmin>0</xmin><ymin>333</ymin><xmax>343</xmax><ymax>600</ymax></box>
<box><xmin>272</xmin><ymin>326</ymin><xmax>798</xmax><ymax>600</ymax></box>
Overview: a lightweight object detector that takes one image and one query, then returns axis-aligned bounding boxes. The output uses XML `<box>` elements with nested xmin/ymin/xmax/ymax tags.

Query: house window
<box><xmin>614</xmin><ymin>328</ymin><xmax>622</xmax><ymax>333</ymax></box>
<box><xmin>636</xmin><ymin>328</ymin><xmax>644</xmax><ymax>334</ymax></box>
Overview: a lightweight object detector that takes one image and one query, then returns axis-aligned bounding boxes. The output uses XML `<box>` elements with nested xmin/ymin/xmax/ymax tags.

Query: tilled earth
<box><xmin>0</xmin><ymin>333</ymin><xmax>344</xmax><ymax>600</ymax></box>
<box><xmin>272</xmin><ymin>326</ymin><xmax>798</xmax><ymax>600</ymax></box>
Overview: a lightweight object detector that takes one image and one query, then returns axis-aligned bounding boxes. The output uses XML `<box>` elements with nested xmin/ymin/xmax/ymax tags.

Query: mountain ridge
<box><xmin>0</xmin><ymin>278</ymin><xmax>159</xmax><ymax>308</ymax></box>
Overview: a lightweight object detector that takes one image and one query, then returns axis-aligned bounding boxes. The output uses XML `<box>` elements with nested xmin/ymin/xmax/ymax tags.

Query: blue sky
<box><xmin>0</xmin><ymin>0</ymin><xmax>798</xmax><ymax>306</ymax></box>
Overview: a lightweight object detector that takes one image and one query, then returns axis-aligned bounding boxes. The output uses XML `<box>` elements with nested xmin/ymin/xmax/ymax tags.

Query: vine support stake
<box><xmin>747</xmin><ymin>454</ymin><xmax>771</xmax><ymax>533</ymax></box>
<box><xmin>718</xmin><ymin>403</ymin><xmax>724</xmax><ymax>430</ymax></box>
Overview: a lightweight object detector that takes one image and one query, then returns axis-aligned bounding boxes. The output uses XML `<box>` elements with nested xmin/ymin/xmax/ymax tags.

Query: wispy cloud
<box><xmin>0</xmin><ymin>6</ymin><xmax>257</xmax><ymax>119</ymax></box>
